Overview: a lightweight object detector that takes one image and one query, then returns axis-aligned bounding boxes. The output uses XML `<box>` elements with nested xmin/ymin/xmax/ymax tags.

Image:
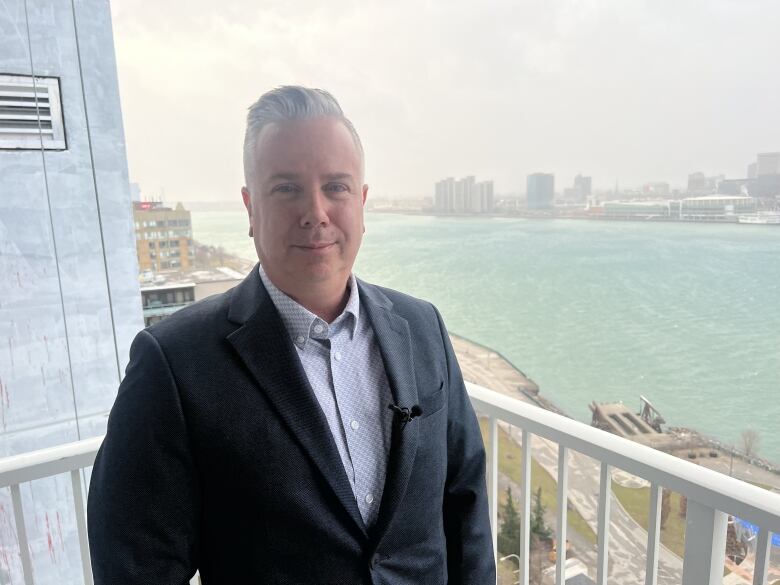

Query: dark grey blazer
<box><xmin>87</xmin><ymin>266</ymin><xmax>495</xmax><ymax>584</ymax></box>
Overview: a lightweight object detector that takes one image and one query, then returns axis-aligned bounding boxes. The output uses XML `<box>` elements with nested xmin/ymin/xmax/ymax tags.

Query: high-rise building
<box><xmin>0</xmin><ymin>1</ymin><xmax>143</xmax><ymax>579</ymax></box>
<box><xmin>574</xmin><ymin>175</ymin><xmax>592</xmax><ymax>200</ymax></box>
<box><xmin>756</xmin><ymin>152</ymin><xmax>780</xmax><ymax>176</ymax></box>
<box><xmin>133</xmin><ymin>201</ymin><xmax>195</xmax><ymax>272</ymax></box>
<box><xmin>687</xmin><ymin>172</ymin><xmax>708</xmax><ymax>194</ymax></box>
<box><xmin>434</xmin><ymin>176</ymin><xmax>493</xmax><ymax>213</ymax></box>
<box><xmin>476</xmin><ymin>180</ymin><xmax>494</xmax><ymax>212</ymax></box>
<box><xmin>747</xmin><ymin>162</ymin><xmax>758</xmax><ymax>179</ymax></box>
<box><xmin>527</xmin><ymin>173</ymin><xmax>555</xmax><ymax>209</ymax></box>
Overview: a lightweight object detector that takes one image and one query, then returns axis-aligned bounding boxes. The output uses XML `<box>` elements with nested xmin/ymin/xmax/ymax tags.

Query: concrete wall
<box><xmin>0</xmin><ymin>1</ymin><xmax>142</xmax><ymax>580</ymax></box>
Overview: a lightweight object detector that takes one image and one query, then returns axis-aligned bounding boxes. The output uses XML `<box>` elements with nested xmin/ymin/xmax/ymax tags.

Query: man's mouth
<box><xmin>296</xmin><ymin>242</ymin><xmax>335</xmax><ymax>251</ymax></box>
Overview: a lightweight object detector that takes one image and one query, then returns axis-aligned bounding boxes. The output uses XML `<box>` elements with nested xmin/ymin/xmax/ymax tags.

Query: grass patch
<box><xmin>612</xmin><ymin>483</ymin><xmax>687</xmax><ymax>558</ymax></box>
<box><xmin>479</xmin><ymin>419</ymin><xmax>598</xmax><ymax>546</ymax></box>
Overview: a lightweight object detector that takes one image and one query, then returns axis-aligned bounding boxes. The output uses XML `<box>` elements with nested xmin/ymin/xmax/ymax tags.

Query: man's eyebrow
<box><xmin>267</xmin><ymin>172</ymin><xmax>300</xmax><ymax>182</ymax></box>
<box><xmin>323</xmin><ymin>173</ymin><xmax>354</xmax><ymax>181</ymax></box>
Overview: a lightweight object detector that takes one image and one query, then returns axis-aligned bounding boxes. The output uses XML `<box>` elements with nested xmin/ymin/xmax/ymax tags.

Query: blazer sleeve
<box><xmin>432</xmin><ymin>306</ymin><xmax>497</xmax><ymax>584</ymax></box>
<box><xmin>87</xmin><ymin>329</ymin><xmax>199</xmax><ymax>584</ymax></box>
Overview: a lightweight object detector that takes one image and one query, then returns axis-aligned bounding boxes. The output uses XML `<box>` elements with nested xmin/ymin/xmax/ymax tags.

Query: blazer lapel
<box><xmin>225</xmin><ymin>268</ymin><xmax>367</xmax><ymax>537</ymax></box>
<box><xmin>359</xmin><ymin>282</ymin><xmax>420</xmax><ymax>546</ymax></box>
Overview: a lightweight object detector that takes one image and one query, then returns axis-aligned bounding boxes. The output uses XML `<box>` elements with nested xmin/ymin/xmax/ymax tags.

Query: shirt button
<box><xmin>313</xmin><ymin>324</ymin><xmax>324</xmax><ymax>334</ymax></box>
<box><xmin>295</xmin><ymin>335</ymin><xmax>305</xmax><ymax>344</ymax></box>
<box><xmin>350</xmin><ymin>420</ymin><xmax>359</xmax><ymax>431</ymax></box>
<box><xmin>334</xmin><ymin>351</ymin><xmax>342</xmax><ymax>361</ymax></box>
<box><xmin>365</xmin><ymin>493</ymin><xmax>374</xmax><ymax>504</ymax></box>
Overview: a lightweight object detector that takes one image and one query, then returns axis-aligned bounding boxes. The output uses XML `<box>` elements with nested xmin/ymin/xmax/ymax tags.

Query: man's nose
<box><xmin>299</xmin><ymin>190</ymin><xmax>330</xmax><ymax>228</ymax></box>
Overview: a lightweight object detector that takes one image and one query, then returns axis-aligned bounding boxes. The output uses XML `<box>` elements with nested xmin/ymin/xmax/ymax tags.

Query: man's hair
<box><xmin>243</xmin><ymin>86</ymin><xmax>364</xmax><ymax>186</ymax></box>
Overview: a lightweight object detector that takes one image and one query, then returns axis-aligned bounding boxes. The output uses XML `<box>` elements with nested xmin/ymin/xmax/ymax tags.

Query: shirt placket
<box><xmin>329</xmin><ymin>325</ymin><xmax>374</xmax><ymax>522</ymax></box>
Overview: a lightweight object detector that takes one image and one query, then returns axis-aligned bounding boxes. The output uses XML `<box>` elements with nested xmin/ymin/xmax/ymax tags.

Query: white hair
<box><xmin>242</xmin><ymin>86</ymin><xmax>364</xmax><ymax>186</ymax></box>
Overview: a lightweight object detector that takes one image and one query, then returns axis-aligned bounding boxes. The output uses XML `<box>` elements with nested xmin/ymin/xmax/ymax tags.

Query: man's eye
<box><xmin>272</xmin><ymin>184</ymin><xmax>298</xmax><ymax>194</ymax></box>
<box><xmin>324</xmin><ymin>183</ymin><xmax>349</xmax><ymax>193</ymax></box>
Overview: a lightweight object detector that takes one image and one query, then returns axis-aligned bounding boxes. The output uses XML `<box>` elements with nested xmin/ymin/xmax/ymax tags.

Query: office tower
<box><xmin>756</xmin><ymin>152</ymin><xmax>780</xmax><ymax>176</ymax></box>
<box><xmin>527</xmin><ymin>173</ymin><xmax>555</xmax><ymax>209</ymax></box>
<box><xmin>574</xmin><ymin>174</ymin><xmax>592</xmax><ymax>201</ymax></box>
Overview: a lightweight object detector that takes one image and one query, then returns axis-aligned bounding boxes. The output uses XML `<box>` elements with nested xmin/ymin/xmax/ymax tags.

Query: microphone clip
<box><xmin>388</xmin><ymin>403</ymin><xmax>422</xmax><ymax>429</ymax></box>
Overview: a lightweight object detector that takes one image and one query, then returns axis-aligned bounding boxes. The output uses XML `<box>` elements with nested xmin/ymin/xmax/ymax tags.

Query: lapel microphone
<box><xmin>388</xmin><ymin>403</ymin><xmax>423</xmax><ymax>428</ymax></box>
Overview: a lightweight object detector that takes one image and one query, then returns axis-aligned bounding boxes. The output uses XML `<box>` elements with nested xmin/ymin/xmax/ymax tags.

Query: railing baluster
<box><xmin>681</xmin><ymin>500</ymin><xmax>727</xmax><ymax>585</ymax></box>
<box><xmin>519</xmin><ymin>430</ymin><xmax>531</xmax><ymax>585</ymax></box>
<box><xmin>597</xmin><ymin>463</ymin><xmax>611</xmax><ymax>585</ymax></box>
<box><xmin>488</xmin><ymin>416</ymin><xmax>498</xmax><ymax>568</ymax></box>
<box><xmin>645</xmin><ymin>484</ymin><xmax>662</xmax><ymax>585</ymax></box>
<box><xmin>71</xmin><ymin>470</ymin><xmax>94</xmax><ymax>585</ymax></box>
<box><xmin>10</xmin><ymin>483</ymin><xmax>34</xmax><ymax>585</ymax></box>
<box><xmin>752</xmin><ymin>528</ymin><xmax>771</xmax><ymax>585</ymax></box>
<box><xmin>556</xmin><ymin>445</ymin><xmax>568</xmax><ymax>585</ymax></box>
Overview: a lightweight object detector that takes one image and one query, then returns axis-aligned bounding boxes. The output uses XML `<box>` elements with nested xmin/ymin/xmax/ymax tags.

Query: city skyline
<box><xmin>112</xmin><ymin>0</ymin><xmax>780</xmax><ymax>203</ymax></box>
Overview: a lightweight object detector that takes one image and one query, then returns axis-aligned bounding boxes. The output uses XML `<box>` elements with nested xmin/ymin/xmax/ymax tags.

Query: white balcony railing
<box><xmin>469</xmin><ymin>382</ymin><xmax>780</xmax><ymax>585</ymax></box>
<box><xmin>0</xmin><ymin>384</ymin><xmax>778</xmax><ymax>584</ymax></box>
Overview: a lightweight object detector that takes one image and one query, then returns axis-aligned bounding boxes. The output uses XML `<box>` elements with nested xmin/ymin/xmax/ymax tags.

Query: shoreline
<box><xmin>450</xmin><ymin>332</ymin><xmax>780</xmax><ymax>485</ymax></box>
<box><xmin>367</xmin><ymin>208</ymin><xmax>780</xmax><ymax>227</ymax></box>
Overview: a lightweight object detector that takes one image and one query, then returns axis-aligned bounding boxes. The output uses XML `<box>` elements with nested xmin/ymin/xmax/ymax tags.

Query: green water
<box><xmin>192</xmin><ymin>211</ymin><xmax>780</xmax><ymax>463</ymax></box>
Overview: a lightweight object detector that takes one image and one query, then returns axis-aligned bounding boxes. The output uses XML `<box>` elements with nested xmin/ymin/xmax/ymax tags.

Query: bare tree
<box><xmin>660</xmin><ymin>489</ymin><xmax>671</xmax><ymax>529</ymax></box>
<box><xmin>740</xmin><ymin>429</ymin><xmax>760</xmax><ymax>458</ymax></box>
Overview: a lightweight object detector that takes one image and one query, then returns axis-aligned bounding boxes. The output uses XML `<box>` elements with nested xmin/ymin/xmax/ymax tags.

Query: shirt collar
<box><xmin>258</xmin><ymin>264</ymin><xmax>359</xmax><ymax>349</ymax></box>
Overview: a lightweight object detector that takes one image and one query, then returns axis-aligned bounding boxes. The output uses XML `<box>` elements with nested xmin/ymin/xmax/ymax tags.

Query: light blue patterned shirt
<box><xmin>258</xmin><ymin>265</ymin><xmax>394</xmax><ymax>527</ymax></box>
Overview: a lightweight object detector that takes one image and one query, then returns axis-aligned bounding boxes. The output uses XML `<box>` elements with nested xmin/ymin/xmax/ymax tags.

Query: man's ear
<box><xmin>241</xmin><ymin>187</ymin><xmax>254</xmax><ymax>237</ymax></box>
<box><xmin>241</xmin><ymin>186</ymin><xmax>252</xmax><ymax>214</ymax></box>
<box><xmin>362</xmin><ymin>184</ymin><xmax>368</xmax><ymax>233</ymax></box>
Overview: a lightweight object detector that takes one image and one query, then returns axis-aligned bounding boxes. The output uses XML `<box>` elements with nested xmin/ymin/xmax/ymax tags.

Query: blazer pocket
<box><xmin>419</xmin><ymin>382</ymin><xmax>446</xmax><ymax>419</ymax></box>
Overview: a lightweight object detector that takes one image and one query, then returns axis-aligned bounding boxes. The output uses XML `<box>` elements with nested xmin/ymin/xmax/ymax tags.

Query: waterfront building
<box><xmin>756</xmin><ymin>152</ymin><xmax>780</xmax><ymax>176</ymax></box>
<box><xmin>141</xmin><ymin>282</ymin><xmax>196</xmax><ymax>327</ymax></box>
<box><xmin>456</xmin><ymin>175</ymin><xmax>479</xmax><ymax>213</ymax></box>
<box><xmin>527</xmin><ymin>173</ymin><xmax>555</xmax><ymax>209</ymax></box>
<box><xmin>602</xmin><ymin>200</ymin><xmax>678</xmax><ymax>220</ymax></box>
<box><xmin>752</xmin><ymin>174</ymin><xmax>780</xmax><ymax>201</ymax></box>
<box><xmin>562</xmin><ymin>175</ymin><xmax>591</xmax><ymax>204</ymax></box>
<box><xmin>139</xmin><ymin>268</ymin><xmax>244</xmax><ymax>326</ymax></box>
<box><xmin>573</xmin><ymin>174</ymin><xmax>591</xmax><ymax>201</ymax></box>
<box><xmin>434</xmin><ymin>176</ymin><xmax>493</xmax><ymax>213</ymax></box>
<box><xmin>477</xmin><ymin>180</ymin><xmax>494</xmax><ymax>212</ymax></box>
<box><xmin>688</xmin><ymin>172</ymin><xmax>708</xmax><ymax>194</ymax></box>
<box><xmin>680</xmin><ymin>195</ymin><xmax>756</xmax><ymax>221</ymax></box>
<box><xmin>717</xmin><ymin>178</ymin><xmax>754</xmax><ymax>196</ymax></box>
<box><xmin>686</xmin><ymin>172</ymin><xmax>723</xmax><ymax>195</ymax></box>
<box><xmin>133</xmin><ymin>200</ymin><xmax>195</xmax><ymax>272</ymax></box>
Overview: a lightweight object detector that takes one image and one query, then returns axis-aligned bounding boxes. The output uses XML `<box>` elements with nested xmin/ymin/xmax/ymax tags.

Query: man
<box><xmin>88</xmin><ymin>86</ymin><xmax>495</xmax><ymax>584</ymax></box>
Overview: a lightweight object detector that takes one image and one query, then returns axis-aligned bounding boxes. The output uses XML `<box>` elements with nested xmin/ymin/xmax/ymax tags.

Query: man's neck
<box><xmin>292</xmin><ymin>284</ymin><xmax>350</xmax><ymax>323</ymax></box>
<box><xmin>263</xmin><ymin>268</ymin><xmax>351</xmax><ymax>323</ymax></box>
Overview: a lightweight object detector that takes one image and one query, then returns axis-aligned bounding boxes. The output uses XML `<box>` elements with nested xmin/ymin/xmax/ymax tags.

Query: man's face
<box><xmin>241</xmin><ymin>117</ymin><xmax>367</xmax><ymax>297</ymax></box>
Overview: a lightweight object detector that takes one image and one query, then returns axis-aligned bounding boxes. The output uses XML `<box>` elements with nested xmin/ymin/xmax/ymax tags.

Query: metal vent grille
<box><xmin>0</xmin><ymin>75</ymin><xmax>66</xmax><ymax>150</ymax></box>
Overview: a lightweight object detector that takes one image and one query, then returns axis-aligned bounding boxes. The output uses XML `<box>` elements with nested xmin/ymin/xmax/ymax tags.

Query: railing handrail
<box><xmin>467</xmin><ymin>382</ymin><xmax>780</xmax><ymax>533</ymax></box>
<box><xmin>0</xmin><ymin>436</ymin><xmax>102</xmax><ymax>488</ymax></box>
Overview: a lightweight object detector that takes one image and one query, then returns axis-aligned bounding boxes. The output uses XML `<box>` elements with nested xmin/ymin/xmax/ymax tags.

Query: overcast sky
<box><xmin>111</xmin><ymin>0</ymin><xmax>780</xmax><ymax>202</ymax></box>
